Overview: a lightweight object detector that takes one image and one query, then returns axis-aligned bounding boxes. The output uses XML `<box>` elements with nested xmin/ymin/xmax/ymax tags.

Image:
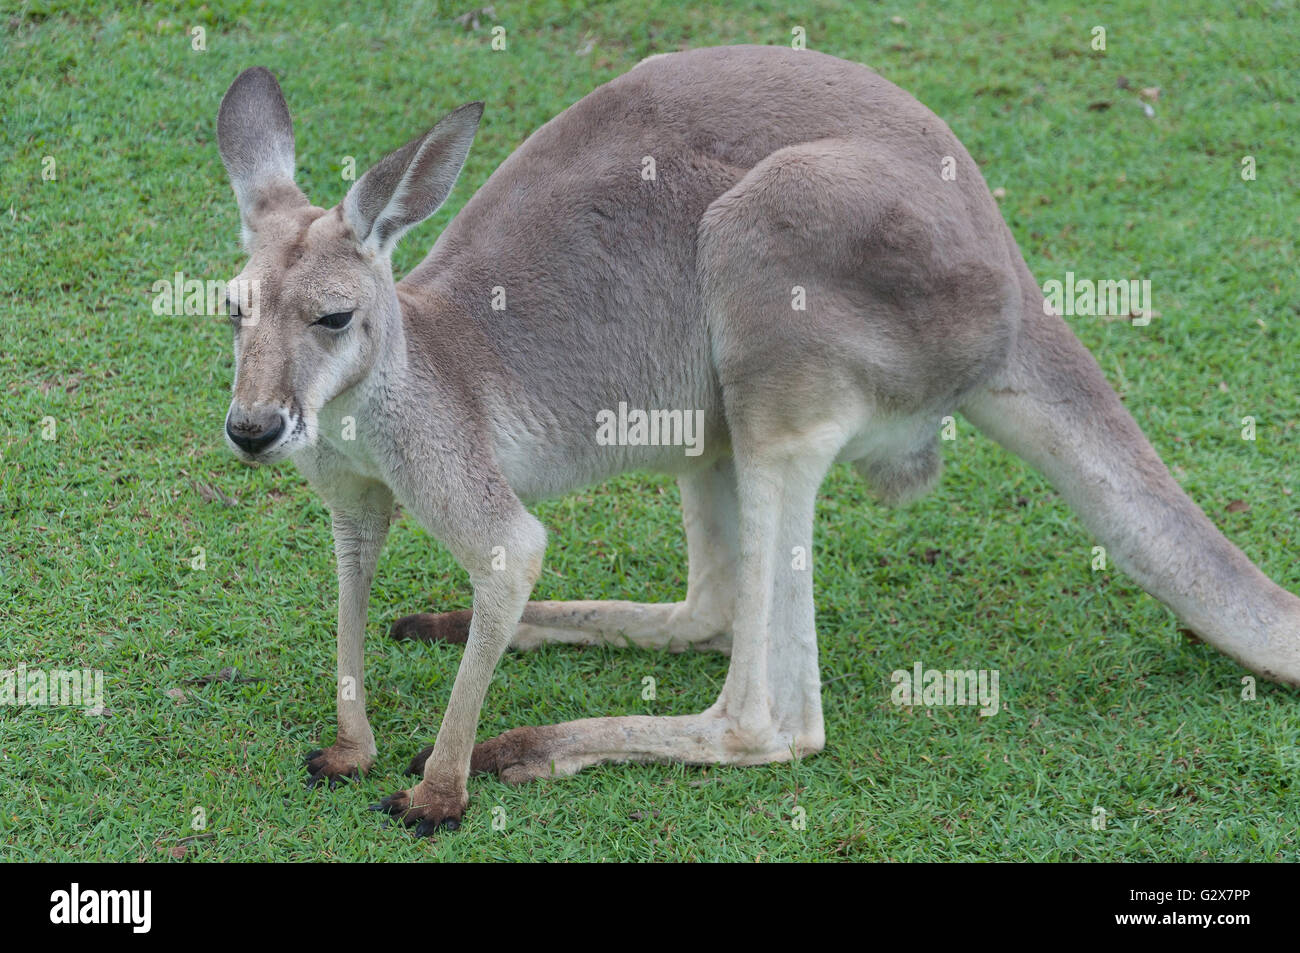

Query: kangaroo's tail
<box><xmin>961</xmin><ymin>229</ymin><xmax>1300</xmax><ymax>685</ymax></box>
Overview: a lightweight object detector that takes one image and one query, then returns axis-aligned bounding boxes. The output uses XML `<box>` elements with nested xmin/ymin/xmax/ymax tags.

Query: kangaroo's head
<box><xmin>215</xmin><ymin>67</ymin><xmax>482</xmax><ymax>463</ymax></box>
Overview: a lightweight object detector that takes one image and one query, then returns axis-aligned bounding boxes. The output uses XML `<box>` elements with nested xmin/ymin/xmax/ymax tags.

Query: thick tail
<box><xmin>961</xmin><ymin>235</ymin><xmax>1300</xmax><ymax>685</ymax></box>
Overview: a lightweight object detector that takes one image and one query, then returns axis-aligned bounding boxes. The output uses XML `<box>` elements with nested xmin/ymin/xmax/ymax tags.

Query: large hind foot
<box><xmin>390</xmin><ymin>609</ymin><xmax>473</xmax><ymax>644</ymax></box>
<box><xmin>369</xmin><ymin>782</ymin><xmax>468</xmax><ymax>836</ymax></box>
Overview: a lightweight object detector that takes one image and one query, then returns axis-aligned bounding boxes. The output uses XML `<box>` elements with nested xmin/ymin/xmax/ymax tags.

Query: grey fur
<box><xmin>214</xmin><ymin>47</ymin><xmax>1300</xmax><ymax>831</ymax></box>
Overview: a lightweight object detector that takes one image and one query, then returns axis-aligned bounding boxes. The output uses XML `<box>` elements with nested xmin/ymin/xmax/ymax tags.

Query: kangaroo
<box><xmin>214</xmin><ymin>45</ymin><xmax>1300</xmax><ymax>835</ymax></box>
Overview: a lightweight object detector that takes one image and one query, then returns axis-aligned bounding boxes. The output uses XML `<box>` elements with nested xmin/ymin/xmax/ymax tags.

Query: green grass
<box><xmin>1</xmin><ymin>0</ymin><xmax>1297</xmax><ymax>861</ymax></box>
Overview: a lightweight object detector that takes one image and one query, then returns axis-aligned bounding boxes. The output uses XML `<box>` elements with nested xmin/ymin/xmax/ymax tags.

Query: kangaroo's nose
<box><xmin>226</xmin><ymin>407</ymin><xmax>286</xmax><ymax>454</ymax></box>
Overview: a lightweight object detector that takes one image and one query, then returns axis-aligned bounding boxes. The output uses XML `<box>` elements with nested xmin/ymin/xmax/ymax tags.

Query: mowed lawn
<box><xmin>1</xmin><ymin>0</ymin><xmax>1296</xmax><ymax>861</ymax></box>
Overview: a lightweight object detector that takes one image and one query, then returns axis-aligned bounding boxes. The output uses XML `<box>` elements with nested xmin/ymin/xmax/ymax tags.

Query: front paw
<box><xmin>369</xmin><ymin>782</ymin><xmax>469</xmax><ymax>836</ymax></box>
<box><xmin>304</xmin><ymin>744</ymin><xmax>374</xmax><ymax>789</ymax></box>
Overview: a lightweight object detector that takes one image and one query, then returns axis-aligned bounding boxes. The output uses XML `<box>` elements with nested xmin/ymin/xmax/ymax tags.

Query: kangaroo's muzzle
<box><xmin>225</xmin><ymin>405</ymin><xmax>287</xmax><ymax>456</ymax></box>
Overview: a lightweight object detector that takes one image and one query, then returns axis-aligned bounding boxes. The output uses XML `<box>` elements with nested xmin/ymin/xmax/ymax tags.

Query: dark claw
<box><xmin>304</xmin><ymin>749</ymin><xmax>360</xmax><ymax>789</ymax></box>
<box><xmin>370</xmin><ymin>791</ymin><xmax>408</xmax><ymax>815</ymax></box>
<box><xmin>369</xmin><ymin>789</ymin><xmax>463</xmax><ymax>836</ymax></box>
<box><xmin>307</xmin><ymin>767</ymin><xmax>355</xmax><ymax>790</ymax></box>
<box><xmin>413</xmin><ymin>816</ymin><xmax>459</xmax><ymax>837</ymax></box>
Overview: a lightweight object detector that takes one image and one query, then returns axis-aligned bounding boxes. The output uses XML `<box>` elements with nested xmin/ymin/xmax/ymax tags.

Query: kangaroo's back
<box><xmin>408</xmin><ymin>45</ymin><xmax>988</xmax><ymax>319</ymax></box>
<box><xmin>401</xmin><ymin>46</ymin><xmax>1005</xmax><ymax>492</ymax></box>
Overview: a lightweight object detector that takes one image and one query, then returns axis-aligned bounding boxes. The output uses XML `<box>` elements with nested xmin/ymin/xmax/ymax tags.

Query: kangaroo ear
<box><xmin>217</xmin><ymin>67</ymin><xmax>305</xmax><ymax>232</ymax></box>
<box><xmin>343</xmin><ymin>102</ymin><xmax>484</xmax><ymax>256</ymax></box>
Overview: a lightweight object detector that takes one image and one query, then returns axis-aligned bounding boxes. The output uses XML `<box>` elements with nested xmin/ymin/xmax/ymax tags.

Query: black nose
<box><xmin>226</xmin><ymin>408</ymin><xmax>286</xmax><ymax>454</ymax></box>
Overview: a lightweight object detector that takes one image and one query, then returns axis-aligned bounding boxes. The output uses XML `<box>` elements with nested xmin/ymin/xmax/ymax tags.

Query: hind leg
<box><xmin>391</xmin><ymin>457</ymin><xmax>739</xmax><ymax>654</ymax></box>
<box><xmin>432</xmin><ymin>137</ymin><xmax>1023</xmax><ymax>785</ymax></box>
<box><xmin>402</xmin><ymin>459</ymin><xmax>741</xmax><ymax>778</ymax></box>
<box><xmin>455</xmin><ymin>176</ymin><xmax>902</xmax><ymax>784</ymax></box>
<box><xmin>466</xmin><ymin>431</ymin><xmax>833</xmax><ymax>783</ymax></box>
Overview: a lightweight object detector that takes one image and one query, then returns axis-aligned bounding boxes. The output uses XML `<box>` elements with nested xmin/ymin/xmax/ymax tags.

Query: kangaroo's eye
<box><xmin>314</xmin><ymin>310</ymin><xmax>354</xmax><ymax>331</ymax></box>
